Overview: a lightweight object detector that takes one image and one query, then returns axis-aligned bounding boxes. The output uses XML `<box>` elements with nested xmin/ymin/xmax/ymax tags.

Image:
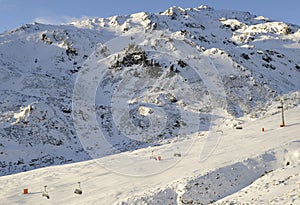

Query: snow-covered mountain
<box><xmin>0</xmin><ymin>104</ymin><xmax>299</xmax><ymax>205</ymax></box>
<box><xmin>0</xmin><ymin>5</ymin><xmax>299</xmax><ymax>176</ymax></box>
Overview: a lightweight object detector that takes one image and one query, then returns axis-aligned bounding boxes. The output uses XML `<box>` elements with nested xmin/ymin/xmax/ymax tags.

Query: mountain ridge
<box><xmin>0</xmin><ymin>5</ymin><xmax>299</xmax><ymax>176</ymax></box>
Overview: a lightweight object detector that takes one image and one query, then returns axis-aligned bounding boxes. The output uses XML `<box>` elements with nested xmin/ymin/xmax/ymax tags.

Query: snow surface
<box><xmin>0</xmin><ymin>4</ymin><xmax>300</xmax><ymax>204</ymax></box>
<box><xmin>0</xmin><ymin>105</ymin><xmax>299</xmax><ymax>204</ymax></box>
<box><xmin>0</xmin><ymin>5</ymin><xmax>299</xmax><ymax>175</ymax></box>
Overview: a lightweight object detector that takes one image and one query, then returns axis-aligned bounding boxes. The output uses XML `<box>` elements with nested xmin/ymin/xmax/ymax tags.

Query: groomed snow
<box><xmin>0</xmin><ymin>5</ymin><xmax>300</xmax><ymax>204</ymax></box>
<box><xmin>0</xmin><ymin>106</ymin><xmax>299</xmax><ymax>204</ymax></box>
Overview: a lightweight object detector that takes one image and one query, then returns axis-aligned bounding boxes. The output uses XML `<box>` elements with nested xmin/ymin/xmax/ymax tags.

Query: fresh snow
<box><xmin>0</xmin><ymin>4</ymin><xmax>300</xmax><ymax>204</ymax></box>
<box><xmin>0</xmin><ymin>106</ymin><xmax>299</xmax><ymax>204</ymax></box>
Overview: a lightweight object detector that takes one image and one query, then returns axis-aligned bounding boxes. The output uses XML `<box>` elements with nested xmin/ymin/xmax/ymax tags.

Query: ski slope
<box><xmin>1</xmin><ymin>5</ymin><xmax>300</xmax><ymax>176</ymax></box>
<box><xmin>0</xmin><ymin>106</ymin><xmax>299</xmax><ymax>204</ymax></box>
<box><xmin>0</xmin><ymin>5</ymin><xmax>300</xmax><ymax>204</ymax></box>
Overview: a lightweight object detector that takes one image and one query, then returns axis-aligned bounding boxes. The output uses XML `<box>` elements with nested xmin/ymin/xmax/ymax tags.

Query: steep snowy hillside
<box><xmin>0</xmin><ymin>105</ymin><xmax>299</xmax><ymax>205</ymax></box>
<box><xmin>0</xmin><ymin>5</ymin><xmax>299</xmax><ymax>176</ymax></box>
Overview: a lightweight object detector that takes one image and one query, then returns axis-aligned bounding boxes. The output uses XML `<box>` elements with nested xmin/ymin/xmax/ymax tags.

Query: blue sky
<box><xmin>1</xmin><ymin>0</ymin><xmax>299</xmax><ymax>33</ymax></box>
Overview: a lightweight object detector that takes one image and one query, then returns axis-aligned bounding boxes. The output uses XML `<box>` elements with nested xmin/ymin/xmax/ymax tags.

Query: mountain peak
<box><xmin>0</xmin><ymin>5</ymin><xmax>299</xmax><ymax>176</ymax></box>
